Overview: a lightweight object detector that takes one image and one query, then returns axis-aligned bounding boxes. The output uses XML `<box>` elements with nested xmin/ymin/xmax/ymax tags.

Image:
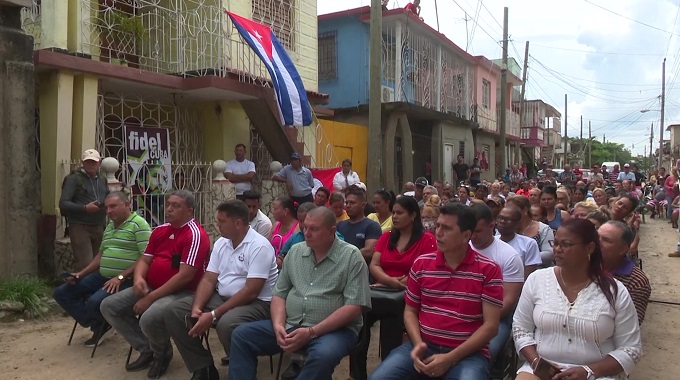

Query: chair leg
<box><xmin>90</xmin><ymin>323</ymin><xmax>108</xmax><ymax>358</ymax></box>
<box><xmin>275</xmin><ymin>351</ymin><xmax>285</xmax><ymax>380</ymax></box>
<box><xmin>125</xmin><ymin>346</ymin><xmax>134</xmax><ymax>366</ymax></box>
<box><xmin>270</xmin><ymin>355</ymin><xmax>274</xmax><ymax>374</ymax></box>
<box><xmin>203</xmin><ymin>329</ymin><xmax>211</xmax><ymax>355</ymax></box>
<box><xmin>67</xmin><ymin>320</ymin><xmax>78</xmax><ymax>346</ymax></box>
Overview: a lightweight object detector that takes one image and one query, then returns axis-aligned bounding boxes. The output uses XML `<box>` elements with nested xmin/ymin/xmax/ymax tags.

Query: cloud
<box><xmin>317</xmin><ymin>0</ymin><xmax>680</xmax><ymax>156</ymax></box>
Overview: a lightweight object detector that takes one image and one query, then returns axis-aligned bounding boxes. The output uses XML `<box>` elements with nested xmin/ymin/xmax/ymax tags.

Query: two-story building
<box><xmin>317</xmin><ymin>6</ymin><xmax>523</xmax><ymax>188</ymax></box>
<box><xmin>21</xmin><ymin>0</ymin><xmax>332</xmax><ymax>264</ymax></box>
<box><xmin>519</xmin><ymin>99</ymin><xmax>561</xmax><ymax>171</ymax></box>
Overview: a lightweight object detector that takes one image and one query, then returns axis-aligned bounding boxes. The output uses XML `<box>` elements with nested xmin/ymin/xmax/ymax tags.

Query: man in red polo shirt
<box><xmin>368</xmin><ymin>203</ymin><xmax>503</xmax><ymax>380</ymax></box>
<box><xmin>101</xmin><ymin>190</ymin><xmax>210</xmax><ymax>379</ymax></box>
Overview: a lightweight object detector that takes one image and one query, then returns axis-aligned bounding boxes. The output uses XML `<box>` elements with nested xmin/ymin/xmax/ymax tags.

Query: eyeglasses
<box><xmin>553</xmin><ymin>240</ymin><xmax>585</xmax><ymax>250</ymax></box>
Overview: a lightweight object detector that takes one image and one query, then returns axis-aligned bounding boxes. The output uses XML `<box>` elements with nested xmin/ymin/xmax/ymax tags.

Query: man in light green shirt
<box><xmin>54</xmin><ymin>191</ymin><xmax>150</xmax><ymax>347</ymax></box>
<box><xmin>229</xmin><ymin>206</ymin><xmax>371</xmax><ymax>380</ymax></box>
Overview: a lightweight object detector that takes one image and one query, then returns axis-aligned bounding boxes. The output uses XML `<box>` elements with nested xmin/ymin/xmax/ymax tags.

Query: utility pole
<box><xmin>603</xmin><ymin>134</ymin><xmax>605</xmax><ymax>144</ymax></box>
<box><xmin>519</xmin><ymin>41</ymin><xmax>530</xmax><ymax>165</ymax></box>
<box><xmin>563</xmin><ymin>94</ymin><xmax>568</xmax><ymax>166</ymax></box>
<box><xmin>660</xmin><ymin>58</ymin><xmax>666</xmax><ymax>169</ymax></box>
<box><xmin>588</xmin><ymin>120</ymin><xmax>593</xmax><ymax>168</ymax></box>
<box><xmin>368</xmin><ymin>0</ymin><xmax>382</xmax><ymax>191</ymax></box>
<box><xmin>650</xmin><ymin>122</ymin><xmax>654</xmax><ymax>168</ymax></box>
<box><xmin>499</xmin><ymin>7</ymin><xmax>509</xmax><ymax>172</ymax></box>
<box><xmin>580</xmin><ymin>115</ymin><xmax>583</xmax><ymax>166</ymax></box>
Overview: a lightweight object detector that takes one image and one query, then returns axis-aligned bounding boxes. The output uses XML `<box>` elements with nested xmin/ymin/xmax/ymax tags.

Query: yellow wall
<box><xmin>318</xmin><ymin>120</ymin><xmax>368</xmax><ymax>180</ymax></box>
<box><xmin>200</xmin><ymin>101</ymin><xmax>251</xmax><ymax>163</ymax></box>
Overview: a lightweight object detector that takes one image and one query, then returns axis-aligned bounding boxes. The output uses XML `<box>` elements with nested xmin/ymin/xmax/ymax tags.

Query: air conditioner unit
<box><xmin>381</xmin><ymin>85</ymin><xmax>394</xmax><ymax>103</ymax></box>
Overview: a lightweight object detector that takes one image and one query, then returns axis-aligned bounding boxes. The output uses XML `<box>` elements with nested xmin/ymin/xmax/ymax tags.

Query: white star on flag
<box><xmin>253</xmin><ymin>30</ymin><xmax>263</xmax><ymax>41</ymax></box>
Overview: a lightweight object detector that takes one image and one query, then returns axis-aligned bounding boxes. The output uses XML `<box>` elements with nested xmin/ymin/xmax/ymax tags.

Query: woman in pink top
<box><xmin>270</xmin><ymin>196</ymin><xmax>299</xmax><ymax>256</ymax></box>
<box><xmin>349</xmin><ymin>196</ymin><xmax>436</xmax><ymax>380</ymax></box>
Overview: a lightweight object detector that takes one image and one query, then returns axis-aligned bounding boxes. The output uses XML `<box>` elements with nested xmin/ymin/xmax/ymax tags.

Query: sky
<box><xmin>317</xmin><ymin>0</ymin><xmax>680</xmax><ymax>157</ymax></box>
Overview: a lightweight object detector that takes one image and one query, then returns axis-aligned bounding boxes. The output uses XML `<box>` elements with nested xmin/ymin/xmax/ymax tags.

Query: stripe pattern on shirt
<box><xmin>99</xmin><ymin>213</ymin><xmax>151</xmax><ymax>278</ymax></box>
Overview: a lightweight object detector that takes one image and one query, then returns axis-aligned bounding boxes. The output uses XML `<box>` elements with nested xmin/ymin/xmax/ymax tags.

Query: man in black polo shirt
<box><xmin>451</xmin><ymin>154</ymin><xmax>470</xmax><ymax>185</ymax></box>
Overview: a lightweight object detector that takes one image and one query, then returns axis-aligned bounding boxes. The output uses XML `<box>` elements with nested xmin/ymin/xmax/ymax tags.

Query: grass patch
<box><xmin>0</xmin><ymin>275</ymin><xmax>51</xmax><ymax>318</ymax></box>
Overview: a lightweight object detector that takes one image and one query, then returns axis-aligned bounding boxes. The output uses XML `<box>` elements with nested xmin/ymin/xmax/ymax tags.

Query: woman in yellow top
<box><xmin>367</xmin><ymin>188</ymin><xmax>395</xmax><ymax>232</ymax></box>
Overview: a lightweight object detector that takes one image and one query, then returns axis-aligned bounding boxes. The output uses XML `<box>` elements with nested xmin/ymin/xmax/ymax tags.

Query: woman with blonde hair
<box><xmin>572</xmin><ymin>201</ymin><xmax>598</xmax><ymax>219</ymax></box>
<box><xmin>556</xmin><ymin>187</ymin><xmax>571</xmax><ymax>211</ymax></box>
<box><xmin>421</xmin><ymin>195</ymin><xmax>441</xmax><ymax>234</ymax></box>
<box><xmin>489</xmin><ymin>181</ymin><xmax>504</xmax><ymax>199</ymax></box>
<box><xmin>592</xmin><ymin>188</ymin><xmax>608</xmax><ymax>208</ymax></box>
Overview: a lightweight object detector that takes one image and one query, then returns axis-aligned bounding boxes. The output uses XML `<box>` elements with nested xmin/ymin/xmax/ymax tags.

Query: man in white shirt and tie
<box><xmin>225</xmin><ymin>144</ymin><xmax>256</xmax><ymax>200</ymax></box>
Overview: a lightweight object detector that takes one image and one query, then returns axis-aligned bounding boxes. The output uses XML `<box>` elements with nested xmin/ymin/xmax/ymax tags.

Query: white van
<box><xmin>601</xmin><ymin>162</ymin><xmax>620</xmax><ymax>170</ymax></box>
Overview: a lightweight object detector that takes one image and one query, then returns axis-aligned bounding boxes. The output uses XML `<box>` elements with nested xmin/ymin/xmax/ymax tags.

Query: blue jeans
<box><xmin>488</xmin><ymin>313</ymin><xmax>513</xmax><ymax>363</ymax></box>
<box><xmin>368</xmin><ymin>341</ymin><xmax>490</xmax><ymax>380</ymax></box>
<box><xmin>229</xmin><ymin>319</ymin><xmax>357</xmax><ymax>380</ymax></box>
<box><xmin>53</xmin><ymin>271</ymin><xmax>130</xmax><ymax>331</ymax></box>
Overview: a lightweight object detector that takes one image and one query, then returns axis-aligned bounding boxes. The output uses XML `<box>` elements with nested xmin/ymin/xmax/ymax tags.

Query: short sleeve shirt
<box><xmin>276</xmin><ymin>165</ymin><xmax>315</xmax><ymax>197</ymax></box>
<box><xmin>452</xmin><ymin>163</ymin><xmax>469</xmax><ymax>180</ymax></box>
<box><xmin>336</xmin><ymin>218</ymin><xmax>382</xmax><ymax>250</ymax></box>
<box><xmin>99</xmin><ymin>212</ymin><xmax>151</xmax><ymax>278</ymax></box>
<box><xmin>470</xmin><ymin>164</ymin><xmax>482</xmax><ymax>181</ymax></box>
<box><xmin>376</xmin><ymin>231</ymin><xmax>437</xmax><ymax>277</ymax></box>
<box><xmin>143</xmin><ymin>219</ymin><xmax>211</xmax><ymax>290</ymax></box>
<box><xmin>471</xmin><ymin>237</ymin><xmax>524</xmax><ymax>283</ymax></box>
<box><xmin>503</xmin><ymin>234</ymin><xmax>543</xmax><ymax>267</ymax></box>
<box><xmin>207</xmin><ymin>229</ymin><xmax>278</xmax><ymax>300</ymax></box>
<box><xmin>250</xmin><ymin>209</ymin><xmax>273</xmax><ymax>240</ymax></box>
<box><xmin>273</xmin><ymin>238</ymin><xmax>372</xmax><ymax>335</ymax></box>
<box><xmin>225</xmin><ymin>159</ymin><xmax>256</xmax><ymax>195</ymax></box>
<box><xmin>405</xmin><ymin>247</ymin><xmax>503</xmax><ymax>355</ymax></box>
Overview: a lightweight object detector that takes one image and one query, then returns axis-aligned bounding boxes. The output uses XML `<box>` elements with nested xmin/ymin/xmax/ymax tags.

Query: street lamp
<box><xmin>640</xmin><ymin>109</ymin><xmax>664</xmax><ymax>168</ymax></box>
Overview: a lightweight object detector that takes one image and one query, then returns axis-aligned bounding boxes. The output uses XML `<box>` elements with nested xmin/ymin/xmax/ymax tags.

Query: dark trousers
<box><xmin>349</xmin><ymin>310</ymin><xmax>405</xmax><ymax>380</ymax></box>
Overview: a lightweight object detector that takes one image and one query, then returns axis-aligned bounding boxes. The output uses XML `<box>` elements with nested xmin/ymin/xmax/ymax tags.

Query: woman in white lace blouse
<box><xmin>512</xmin><ymin>218</ymin><xmax>642</xmax><ymax>380</ymax></box>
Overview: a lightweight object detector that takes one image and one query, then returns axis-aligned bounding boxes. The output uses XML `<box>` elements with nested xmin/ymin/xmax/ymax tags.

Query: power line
<box><xmin>531</xmin><ymin>43</ymin><xmax>673</xmax><ymax>57</ymax></box>
<box><xmin>583</xmin><ymin>0</ymin><xmax>680</xmax><ymax>36</ymax></box>
<box><xmin>665</xmin><ymin>1</ymin><xmax>680</xmax><ymax>56</ymax></box>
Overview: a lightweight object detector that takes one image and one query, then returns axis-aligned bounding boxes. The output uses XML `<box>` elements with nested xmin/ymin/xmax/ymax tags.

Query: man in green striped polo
<box><xmin>54</xmin><ymin>191</ymin><xmax>151</xmax><ymax>347</ymax></box>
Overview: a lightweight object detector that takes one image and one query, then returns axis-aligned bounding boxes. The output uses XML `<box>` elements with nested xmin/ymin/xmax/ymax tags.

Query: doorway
<box><xmin>444</xmin><ymin>144</ymin><xmax>454</xmax><ymax>183</ymax></box>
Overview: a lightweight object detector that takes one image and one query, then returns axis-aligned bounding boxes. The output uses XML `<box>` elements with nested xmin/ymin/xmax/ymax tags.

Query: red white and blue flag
<box><xmin>226</xmin><ymin>11</ymin><xmax>312</xmax><ymax>127</ymax></box>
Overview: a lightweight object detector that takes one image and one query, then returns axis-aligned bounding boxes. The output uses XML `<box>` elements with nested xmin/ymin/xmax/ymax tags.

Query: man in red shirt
<box><xmin>368</xmin><ymin>203</ymin><xmax>503</xmax><ymax>380</ymax></box>
<box><xmin>101</xmin><ymin>190</ymin><xmax>210</xmax><ymax>378</ymax></box>
<box><xmin>405</xmin><ymin>0</ymin><xmax>421</xmax><ymax>15</ymax></box>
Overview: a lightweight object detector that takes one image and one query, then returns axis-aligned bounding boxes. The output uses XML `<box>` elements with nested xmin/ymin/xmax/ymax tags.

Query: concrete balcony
<box><xmin>477</xmin><ymin>105</ymin><xmax>498</xmax><ymax>133</ymax></box>
<box><xmin>74</xmin><ymin>0</ymin><xmax>274</xmax><ymax>86</ymax></box>
<box><xmin>496</xmin><ymin>107</ymin><xmax>520</xmax><ymax>138</ymax></box>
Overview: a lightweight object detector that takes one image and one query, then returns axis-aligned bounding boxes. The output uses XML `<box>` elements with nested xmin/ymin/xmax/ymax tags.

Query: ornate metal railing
<box><xmin>20</xmin><ymin>0</ymin><xmax>41</xmax><ymax>49</ymax></box>
<box><xmin>78</xmin><ymin>0</ymin><xmax>272</xmax><ymax>86</ymax></box>
<box><xmin>379</xmin><ymin>19</ymin><xmax>475</xmax><ymax>120</ymax></box>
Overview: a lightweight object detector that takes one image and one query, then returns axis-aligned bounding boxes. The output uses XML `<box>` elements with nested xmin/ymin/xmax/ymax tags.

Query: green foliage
<box><xmin>568</xmin><ymin>137</ymin><xmax>633</xmax><ymax>168</ymax></box>
<box><xmin>0</xmin><ymin>276</ymin><xmax>51</xmax><ymax>318</ymax></box>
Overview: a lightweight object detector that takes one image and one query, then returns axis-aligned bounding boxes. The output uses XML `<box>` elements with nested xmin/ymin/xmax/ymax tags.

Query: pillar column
<box><xmin>202</xmin><ymin>101</ymin><xmax>251</xmax><ymax>163</ymax></box>
<box><xmin>39</xmin><ymin>0</ymin><xmax>68</xmax><ymax>50</ymax></box>
<box><xmin>0</xmin><ymin>1</ymin><xmax>39</xmax><ymax>278</ymax></box>
<box><xmin>71</xmin><ymin>74</ymin><xmax>99</xmax><ymax>159</ymax></box>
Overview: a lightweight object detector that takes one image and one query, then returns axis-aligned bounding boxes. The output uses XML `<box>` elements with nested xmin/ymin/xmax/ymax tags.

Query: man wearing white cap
<box><xmin>59</xmin><ymin>149</ymin><xmax>110</xmax><ymax>271</ymax></box>
<box><xmin>617</xmin><ymin>163</ymin><xmax>636</xmax><ymax>181</ymax></box>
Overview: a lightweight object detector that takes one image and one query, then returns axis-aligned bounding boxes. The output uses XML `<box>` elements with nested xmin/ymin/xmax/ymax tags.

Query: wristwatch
<box><xmin>117</xmin><ymin>275</ymin><xmax>125</xmax><ymax>281</ymax></box>
<box><xmin>581</xmin><ymin>365</ymin><xmax>596</xmax><ymax>380</ymax></box>
<box><xmin>211</xmin><ymin>310</ymin><xmax>218</xmax><ymax>323</ymax></box>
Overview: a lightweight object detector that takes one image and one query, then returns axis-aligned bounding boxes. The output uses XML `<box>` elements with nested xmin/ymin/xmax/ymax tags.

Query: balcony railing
<box><xmin>78</xmin><ymin>0</ymin><xmax>272</xmax><ymax>86</ymax></box>
<box><xmin>497</xmin><ymin>107</ymin><xmax>520</xmax><ymax>137</ymax></box>
<box><xmin>380</xmin><ymin>19</ymin><xmax>475</xmax><ymax>120</ymax></box>
<box><xmin>477</xmin><ymin>105</ymin><xmax>497</xmax><ymax>133</ymax></box>
<box><xmin>20</xmin><ymin>0</ymin><xmax>41</xmax><ymax>49</ymax></box>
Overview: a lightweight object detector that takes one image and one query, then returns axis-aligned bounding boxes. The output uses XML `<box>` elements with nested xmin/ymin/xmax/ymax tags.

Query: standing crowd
<box><xmin>54</xmin><ymin>147</ymin><xmax>655</xmax><ymax>380</ymax></box>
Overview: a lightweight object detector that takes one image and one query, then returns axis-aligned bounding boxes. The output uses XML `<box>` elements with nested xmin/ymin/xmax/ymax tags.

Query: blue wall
<box><xmin>318</xmin><ymin>16</ymin><xmax>370</xmax><ymax>109</ymax></box>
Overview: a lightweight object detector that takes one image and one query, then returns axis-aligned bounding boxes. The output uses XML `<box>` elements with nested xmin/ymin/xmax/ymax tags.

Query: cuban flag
<box><xmin>226</xmin><ymin>11</ymin><xmax>313</xmax><ymax>127</ymax></box>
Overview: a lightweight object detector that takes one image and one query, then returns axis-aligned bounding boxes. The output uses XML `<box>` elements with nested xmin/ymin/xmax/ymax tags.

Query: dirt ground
<box><xmin>1</xmin><ymin>217</ymin><xmax>679</xmax><ymax>379</ymax></box>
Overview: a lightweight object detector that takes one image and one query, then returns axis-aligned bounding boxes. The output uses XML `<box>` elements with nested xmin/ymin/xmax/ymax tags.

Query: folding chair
<box><xmin>67</xmin><ymin>318</ymin><xmax>111</xmax><ymax>358</ymax></box>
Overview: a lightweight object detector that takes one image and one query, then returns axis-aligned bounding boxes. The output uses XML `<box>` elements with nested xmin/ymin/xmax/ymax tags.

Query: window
<box><xmin>482</xmin><ymin>79</ymin><xmax>490</xmax><ymax>109</ymax></box>
<box><xmin>252</xmin><ymin>0</ymin><xmax>296</xmax><ymax>51</ymax></box>
<box><xmin>458</xmin><ymin>141</ymin><xmax>465</xmax><ymax>157</ymax></box>
<box><xmin>318</xmin><ymin>31</ymin><xmax>337</xmax><ymax>80</ymax></box>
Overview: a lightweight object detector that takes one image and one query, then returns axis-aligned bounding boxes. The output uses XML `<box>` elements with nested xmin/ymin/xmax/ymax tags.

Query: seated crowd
<box><xmin>54</xmin><ymin>160</ymin><xmax>656</xmax><ymax>380</ymax></box>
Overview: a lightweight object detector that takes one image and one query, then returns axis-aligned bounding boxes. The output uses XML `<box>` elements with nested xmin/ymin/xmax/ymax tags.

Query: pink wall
<box><xmin>474</xmin><ymin>65</ymin><xmax>497</xmax><ymax>109</ymax></box>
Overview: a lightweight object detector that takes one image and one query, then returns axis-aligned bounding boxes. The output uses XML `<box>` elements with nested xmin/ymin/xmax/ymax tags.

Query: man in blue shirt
<box><xmin>336</xmin><ymin>191</ymin><xmax>382</xmax><ymax>264</ymax></box>
<box><xmin>617</xmin><ymin>163</ymin><xmax>636</xmax><ymax>181</ymax></box>
<box><xmin>273</xmin><ymin>152</ymin><xmax>315</xmax><ymax>204</ymax></box>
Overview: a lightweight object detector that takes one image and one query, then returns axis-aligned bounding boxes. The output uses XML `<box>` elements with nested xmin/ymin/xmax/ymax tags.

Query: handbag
<box><xmin>369</xmin><ymin>285</ymin><xmax>405</xmax><ymax>314</ymax></box>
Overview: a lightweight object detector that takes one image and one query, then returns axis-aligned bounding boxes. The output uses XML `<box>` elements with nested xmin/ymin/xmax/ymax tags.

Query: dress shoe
<box><xmin>126</xmin><ymin>351</ymin><xmax>154</xmax><ymax>372</ymax></box>
<box><xmin>191</xmin><ymin>364</ymin><xmax>219</xmax><ymax>380</ymax></box>
<box><xmin>147</xmin><ymin>350</ymin><xmax>173</xmax><ymax>379</ymax></box>
<box><xmin>281</xmin><ymin>361</ymin><xmax>303</xmax><ymax>380</ymax></box>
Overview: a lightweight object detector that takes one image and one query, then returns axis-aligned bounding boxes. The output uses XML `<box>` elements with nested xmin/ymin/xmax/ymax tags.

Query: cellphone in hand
<box><xmin>533</xmin><ymin>358</ymin><xmax>562</xmax><ymax>380</ymax></box>
<box><xmin>185</xmin><ymin>315</ymin><xmax>199</xmax><ymax>330</ymax></box>
<box><xmin>59</xmin><ymin>272</ymin><xmax>76</xmax><ymax>282</ymax></box>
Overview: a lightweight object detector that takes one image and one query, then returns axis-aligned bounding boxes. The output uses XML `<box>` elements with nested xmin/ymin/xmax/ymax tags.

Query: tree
<box><xmin>568</xmin><ymin>137</ymin><xmax>632</xmax><ymax>168</ymax></box>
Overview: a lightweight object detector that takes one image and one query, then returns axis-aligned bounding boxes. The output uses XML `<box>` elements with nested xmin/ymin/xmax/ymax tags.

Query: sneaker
<box><xmin>668</xmin><ymin>252</ymin><xmax>680</xmax><ymax>257</ymax></box>
<box><xmin>84</xmin><ymin>324</ymin><xmax>113</xmax><ymax>347</ymax></box>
